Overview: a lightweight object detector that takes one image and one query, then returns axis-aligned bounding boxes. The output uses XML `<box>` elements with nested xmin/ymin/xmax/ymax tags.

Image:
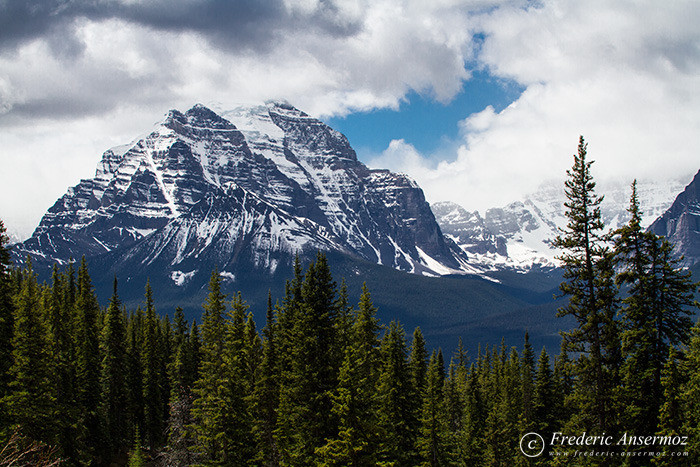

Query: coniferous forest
<box><xmin>0</xmin><ymin>137</ymin><xmax>699</xmax><ymax>466</ymax></box>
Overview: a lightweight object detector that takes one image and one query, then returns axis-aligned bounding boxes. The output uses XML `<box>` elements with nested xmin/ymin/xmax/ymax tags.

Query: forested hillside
<box><xmin>0</xmin><ymin>137</ymin><xmax>699</xmax><ymax>466</ymax></box>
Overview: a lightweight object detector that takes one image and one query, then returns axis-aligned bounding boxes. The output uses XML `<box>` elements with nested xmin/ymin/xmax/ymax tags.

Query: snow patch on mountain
<box><xmin>14</xmin><ymin>102</ymin><xmax>469</xmax><ymax>279</ymax></box>
<box><xmin>434</xmin><ymin>176</ymin><xmax>690</xmax><ymax>272</ymax></box>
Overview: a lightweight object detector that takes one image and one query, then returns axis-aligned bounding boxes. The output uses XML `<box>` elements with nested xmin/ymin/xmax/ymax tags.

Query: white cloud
<box><xmin>1</xmin><ymin>0</ymin><xmax>699</xmax><ymax>237</ymax></box>
<box><xmin>374</xmin><ymin>0</ymin><xmax>700</xmax><ymax>213</ymax></box>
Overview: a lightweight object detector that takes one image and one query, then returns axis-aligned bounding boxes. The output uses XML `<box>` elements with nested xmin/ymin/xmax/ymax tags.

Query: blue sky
<box><xmin>1</xmin><ymin>1</ymin><xmax>699</xmax><ymax>239</ymax></box>
<box><xmin>325</xmin><ymin>71</ymin><xmax>525</xmax><ymax>164</ymax></box>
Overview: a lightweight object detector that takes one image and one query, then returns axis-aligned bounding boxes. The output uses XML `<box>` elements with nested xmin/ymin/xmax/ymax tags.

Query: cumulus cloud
<box><xmin>1</xmin><ymin>0</ymin><xmax>699</xmax><ymax>237</ymax></box>
<box><xmin>373</xmin><ymin>0</ymin><xmax>700</xmax><ymax>213</ymax></box>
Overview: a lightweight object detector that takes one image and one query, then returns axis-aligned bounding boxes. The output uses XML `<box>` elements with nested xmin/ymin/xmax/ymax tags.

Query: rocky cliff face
<box><xmin>649</xmin><ymin>169</ymin><xmax>700</xmax><ymax>267</ymax></box>
<box><xmin>433</xmin><ymin>177</ymin><xmax>691</xmax><ymax>271</ymax></box>
<box><xmin>14</xmin><ymin>102</ymin><xmax>468</xmax><ymax>285</ymax></box>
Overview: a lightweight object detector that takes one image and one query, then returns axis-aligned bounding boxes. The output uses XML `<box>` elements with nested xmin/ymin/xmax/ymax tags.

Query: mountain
<box><xmin>433</xmin><ymin>177</ymin><xmax>691</xmax><ymax>271</ymax></box>
<box><xmin>649</xmin><ymin>169</ymin><xmax>700</xmax><ymax>267</ymax></box>
<box><xmin>13</xmin><ymin>102</ymin><xmax>472</xmax><ymax>284</ymax></box>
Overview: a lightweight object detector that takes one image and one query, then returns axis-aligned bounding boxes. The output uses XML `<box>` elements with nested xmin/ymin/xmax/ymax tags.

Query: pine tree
<box><xmin>127</xmin><ymin>427</ymin><xmax>147</xmax><ymax>467</ymax></box>
<box><xmin>73</xmin><ymin>257</ymin><xmax>103</xmax><ymax>462</ymax></box>
<box><xmin>460</xmin><ymin>363</ymin><xmax>485</xmax><ymax>464</ymax></box>
<box><xmin>615</xmin><ymin>181</ymin><xmax>697</xmax><ymax>434</ymax></box>
<box><xmin>3</xmin><ymin>260</ymin><xmax>56</xmax><ymax>444</ymax></box>
<box><xmin>442</xmin><ymin>358</ymin><xmax>463</xmax><ymax>463</ymax></box>
<box><xmin>163</xmin><ymin>386</ymin><xmax>199</xmax><ymax>466</ymax></box>
<box><xmin>520</xmin><ymin>332</ymin><xmax>536</xmax><ymax>430</ymax></box>
<box><xmin>317</xmin><ymin>283</ymin><xmax>381</xmax><ymax>466</ymax></box>
<box><xmin>417</xmin><ymin>350</ymin><xmax>450</xmax><ymax>466</ymax></box>
<box><xmin>100</xmin><ymin>278</ymin><xmax>128</xmax><ymax>459</ymax></box>
<box><xmin>552</xmin><ymin>136</ymin><xmax>620</xmax><ymax>434</ymax></box>
<box><xmin>141</xmin><ymin>281</ymin><xmax>164</xmax><ymax>450</ymax></box>
<box><xmin>126</xmin><ymin>307</ymin><xmax>145</xmax><ymax>444</ymax></box>
<box><xmin>375</xmin><ymin>320</ymin><xmax>414</xmax><ymax>465</ymax></box>
<box><xmin>683</xmin><ymin>320</ymin><xmax>700</xmax><ymax>464</ymax></box>
<box><xmin>276</xmin><ymin>253</ymin><xmax>339</xmax><ymax>465</ymax></box>
<box><xmin>0</xmin><ymin>220</ymin><xmax>14</xmax><ymax>434</ymax></box>
<box><xmin>652</xmin><ymin>347</ymin><xmax>688</xmax><ymax>466</ymax></box>
<box><xmin>45</xmin><ymin>265</ymin><xmax>77</xmax><ymax>459</ymax></box>
<box><xmin>252</xmin><ymin>292</ymin><xmax>280</xmax><ymax>466</ymax></box>
<box><xmin>219</xmin><ymin>292</ymin><xmax>254</xmax><ymax>464</ymax></box>
<box><xmin>192</xmin><ymin>269</ymin><xmax>228</xmax><ymax>462</ymax></box>
<box><xmin>532</xmin><ymin>347</ymin><xmax>556</xmax><ymax>436</ymax></box>
<box><xmin>169</xmin><ymin>307</ymin><xmax>189</xmax><ymax>396</ymax></box>
<box><xmin>185</xmin><ymin>319</ymin><xmax>201</xmax><ymax>390</ymax></box>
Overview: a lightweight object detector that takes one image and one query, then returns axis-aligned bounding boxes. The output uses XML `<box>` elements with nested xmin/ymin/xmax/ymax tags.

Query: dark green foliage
<box><xmin>417</xmin><ymin>350</ymin><xmax>450</xmax><ymax>466</ymax></box>
<box><xmin>127</xmin><ymin>427</ymin><xmax>147</xmax><ymax>467</ymax></box>
<box><xmin>126</xmin><ymin>306</ymin><xmax>145</xmax><ymax>444</ymax></box>
<box><xmin>252</xmin><ymin>292</ymin><xmax>280</xmax><ymax>466</ymax></box>
<box><xmin>47</xmin><ymin>265</ymin><xmax>78</xmax><ymax>459</ymax></box>
<box><xmin>141</xmin><ymin>280</ymin><xmax>164</xmax><ymax>449</ymax></box>
<box><xmin>553</xmin><ymin>136</ymin><xmax>620</xmax><ymax>435</ymax></box>
<box><xmin>0</xmin><ymin>220</ymin><xmax>14</xmax><ymax>422</ymax></box>
<box><xmin>3</xmin><ymin>261</ymin><xmax>56</xmax><ymax>444</ymax></box>
<box><xmin>0</xmin><ymin>234</ymin><xmax>13</xmax><ymax>443</ymax></box>
<box><xmin>683</xmin><ymin>320</ymin><xmax>700</xmax><ymax>464</ymax></box>
<box><xmin>192</xmin><ymin>269</ymin><xmax>228</xmax><ymax>461</ymax></box>
<box><xmin>317</xmin><ymin>283</ymin><xmax>381</xmax><ymax>466</ymax></box>
<box><xmin>615</xmin><ymin>180</ymin><xmax>698</xmax><ymax>436</ymax></box>
<box><xmin>1</xmin><ymin>197</ymin><xmax>699</xmax><ymax>467</ymax></box>
<box><xmin>277</xmin><ymin>253</ymin><xmax>340</xmax><ymax>465</ymax></box>
<box><xmin>532</xmin><ymin>347</ymin><xmax>557</xmax><ymax>436</ymax></box>
<box><xmin>375</xmin><ymin>320</ymin><xmax>414</xmax><ymax>465</ymax></box>
<box><xmin>521</xmin><ymin>331</ymin><xmax>536</xmax><ymax>429</ymax></box>
<box><xmin>100</xmin><ymin>278</ymin><xmax>129</xmax><ymax>458</ymax></box>
<box><xmin>73</xmin><ymin>257</ymin><xmax>103</xmax><ymax>462</ymax></box>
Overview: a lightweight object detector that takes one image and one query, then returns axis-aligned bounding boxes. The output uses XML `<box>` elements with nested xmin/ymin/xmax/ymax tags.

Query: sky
<box><xmin>1</xmin><ymin>0</ymin><xmax>699</xmax><ymax>240</ymax></box>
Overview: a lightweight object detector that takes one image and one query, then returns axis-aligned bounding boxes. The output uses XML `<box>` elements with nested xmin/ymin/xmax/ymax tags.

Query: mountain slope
<box><xmin>434</xmin><ymin>177</ymin><xmax>691</xmax><ymax>271</ymax></box>
<box><xmin>649</xmin><ymin>169</ymin><xmax>700</xmax><ymax>267</ymax></box>
<box><xmin>13</xmin><ymin>102</ymin><xmax>469</xmax><ymax>284</ymax></box>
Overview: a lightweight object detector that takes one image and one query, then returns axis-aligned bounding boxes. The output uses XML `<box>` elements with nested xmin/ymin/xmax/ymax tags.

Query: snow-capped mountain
<box><xmin>14</xmin><ymin>102</ymin><xmax>469</xmax><ymax>284</ymax></box>
<box><xmin>433</xmin><ymin>177</ymin><xmax>691</xmax><ymax>271</ymax></box>
<box><xmin>649</xmin><ymin>169</ymin><xmax>700</xmax><ymax>267</ymax></box>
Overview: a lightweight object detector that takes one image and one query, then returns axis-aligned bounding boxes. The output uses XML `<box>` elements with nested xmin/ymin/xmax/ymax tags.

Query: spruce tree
<box><xmin>615</xmin><ymin>181</ymin><xmax>697</xmax><ymax>434</ymax></box>
<box><xmin>683</xmin><ymin>320</ymin><xmax>700</xmax><ymax>464</ymax></box>
<box><xmin>126</xmin><ymin>307</ymin><xmax>145</xmax><ymax>444</ymax></box>
<box><xmin>532</xmin><ymin>347</ymin><xmax>556</xmax><ymax>436</ymax></box>
<box><xmin>73</xmin><ymin>257</ymin><xmax>103</xmax><ymax>462</ymax></box>
<box><xmin>192</xmin><ymin>269</ymin><xmax>228</xmax><ymax>462</ymax></box>
<box><xmin>520</xmin><ymin>331</ymin><xmax>535</xmax><ymax>430</ymax></box>
<box><xmin>277</xmin><ymin>253</ymin><xmax>339</xmax><ymax>465</ymax></box>
<box><xmin>317</xmin><ymin>283</ymin><xmax>381</xmax><ymax>465</ymax></box>
<box><xmin>220</xmin><ymin>292</ymin><xmax>254</xmax><ymax>464</ymax></box>
<box><xmin>417</xmin><ymin>350</ymin><xmax>450</xmax><ymax>466</ymax></box>
<box><xmin>552</xmin><ymin>136</ymin><xmax>620</xmax><ymax>434</ymax></box>
<box><xmin>3</xmin><ymin>260</ymin><xmax>56</xmax><ymax>444</ymax></box>
<box><xmin>252</xmin><ymin>292</ymin><xmax>280</xmax><ymax>466</ymax></box>
<box><xmin>100</xmin><ymin>278</ymin><xmax>128</xmax><ymax>459</ymax></box>
<box><xmin>0</xmin><ymin>220</ymin><xmax>14</xmax><ymax>433</ymax></box>
<box><xmin>460</xmin><ymin>363</ymin><xmax>485</xmax><ymax>463</ymax></box>
<box><xmin>46</xmin><ymin>265</ymin><xmax>77</xmax><ymax>459</ymax></box>
<box><xmin>169</xmin><ymin>307</ymin><xmax>189</xmax><ymax>396</ymax></box>
<box><xmin>375</xmin><ymin>320</ymin><xmax>414</xmax><ymax>465</ymax></box>
<box><xmin>141</xmin><ymin>281</ymin><xmax>164</xmax><ymax>450</ymax></box>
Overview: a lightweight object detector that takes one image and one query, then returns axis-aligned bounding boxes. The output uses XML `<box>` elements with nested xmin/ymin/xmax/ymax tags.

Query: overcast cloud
<box><xmin>1</xmin><ymin>0</ymin><xmax>698</xmax><ymax>239</ymax></box>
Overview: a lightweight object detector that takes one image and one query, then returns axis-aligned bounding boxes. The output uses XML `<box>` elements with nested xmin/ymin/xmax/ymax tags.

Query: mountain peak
<box><xmin>649</xmin><ymin>169</ymin><xmax>700</xmax><ymax>267</ymax></box>
<box><xmin>14</xmin><ymin>100</ymin><xmax>469</xmax><ymax>289</ymax></box>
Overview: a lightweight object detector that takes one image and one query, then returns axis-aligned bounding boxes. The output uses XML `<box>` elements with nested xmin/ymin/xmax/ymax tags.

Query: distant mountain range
<box><xmin>13</xmin><ymin>102</ymin><xmax>472</xmax><ymax>281</ymax></box>
<box><xmin>9</xmin><ymin>101</ymin><xmax>699</xmax><ymax>352</ymax></box>
<box><xmin>650</xmin><ymin>169</ymin><xmax>700</xmax><ymax>267</ymax></box>
<box><xmin>432</xmin><ymin>176</ymin><xmax>693</xmax><ymax>272</ymax></box>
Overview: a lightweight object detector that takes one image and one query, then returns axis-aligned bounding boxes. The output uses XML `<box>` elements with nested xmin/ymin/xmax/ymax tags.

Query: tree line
<box><xmin>0</xmin><ymin>136</ymin><xmax>699</xmax><ymax>466</ymax></box>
